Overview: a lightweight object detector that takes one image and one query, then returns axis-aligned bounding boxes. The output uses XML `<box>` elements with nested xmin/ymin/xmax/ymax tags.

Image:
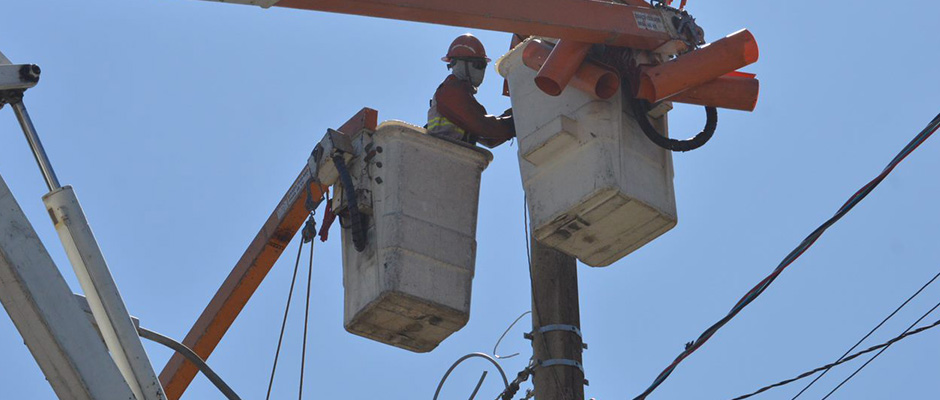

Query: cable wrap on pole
<box><xmin>332</xmin><ymin>154</ymin><xmax>367</xmax><ymax>252</ymax></box>
<box><xmin>632</xmin><ymin>97</ymin><xmax>718</xmax><ymax>152</ymax></box>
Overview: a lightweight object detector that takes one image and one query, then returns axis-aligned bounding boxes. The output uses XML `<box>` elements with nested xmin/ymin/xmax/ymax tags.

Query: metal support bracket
<box><xmin>538</xmin><ymin>324</ymin><xmax>582</xmax><ymax>339</ymax></box>
<box><xmin>538</xmin><ymin>358</ymin><xmax>584</xmax><ymax>374</ymax></box>
<box><xmin>524</xmin><ymin>323</ymin><xmax>588</xmax><ymax>349</ymax></box>
<box><xmin>528</xmin><ymin>323</ymin><xmax>590</xmax><ymax>385</ymax></box>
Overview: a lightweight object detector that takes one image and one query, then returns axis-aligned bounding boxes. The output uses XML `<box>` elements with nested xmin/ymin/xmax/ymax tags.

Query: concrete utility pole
<box><xmin>530</xmin><ymin>232</ymin><xmax>585</xmax><ymax>400</ymax></box>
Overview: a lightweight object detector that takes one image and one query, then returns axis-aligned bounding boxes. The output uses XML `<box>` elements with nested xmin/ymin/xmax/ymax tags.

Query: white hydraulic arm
<box><xmin>0</xmin><ymin>50</ymin><xmax>165</xmax><ymax>400</ymax></box>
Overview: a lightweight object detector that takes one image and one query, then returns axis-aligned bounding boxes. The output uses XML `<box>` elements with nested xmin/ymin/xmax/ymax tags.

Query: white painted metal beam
<box><xmin>0</xmin><ymin>175</ymin><xmax>135</xmax><ymax>400</ymax></box>
<box><xmin>44</xmin><ymin>186</ymin><xmax>166</xmax><ymax>400</ymax></box>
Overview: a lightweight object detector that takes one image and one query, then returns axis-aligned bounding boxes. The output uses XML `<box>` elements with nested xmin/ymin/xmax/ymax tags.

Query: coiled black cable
<box><xmin>632</xmin><ymin>97</ymin><xmax>718</xmax><ymax>152</ymax></box>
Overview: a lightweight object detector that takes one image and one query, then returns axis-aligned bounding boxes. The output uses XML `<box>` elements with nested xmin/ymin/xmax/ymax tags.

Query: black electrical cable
<box><xmin>790</xmin><ymin>270</ymin><xmax>940</xmax><ymax>399</ymax></box>
<box><xmin>732</xmin><ymin>269</ymin><xmax>940</xmax><ymax>399</ymax></box>
<box><xmin>333</xmin><ymin>154</ymin><xmax>368</xmax><ymax>252</ymax></box>
<box><xmin>730</xmin><ymin>317</ymin><xmax>940</xmax><ymax>400</ymax></box>
<box><xmin>632</xmin><ymin>97</ymin><xmax>718</xmax><ymax>152</ymax></box>
<box><xmin>820</xmin><ymin>299</ymin><xmax>940</xmax><ymax>400</ymax></box>
<box><xmin>298</xmin><ymin>230</ymin><xmax>315</xmax><ymax>400</ymax></box>
<box><xmin>633</xmin><ymin>113</ymin><xmax>940</xmax><ymax>400</ymax></box>
<box><xmin>265</xmin><ymin>230</ymin><xmax>305</xmax><ymax>400</ymax></box>
<box><xmin>137</xmin><ymin>327</ymin><xmax>242</xmax><ymax>400</ymax></box>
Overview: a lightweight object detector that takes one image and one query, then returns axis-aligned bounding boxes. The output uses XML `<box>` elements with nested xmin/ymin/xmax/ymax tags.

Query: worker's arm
<box><xmin>436</xmin><ymin>77</ymin><xmax>516</xmax><ymax>148</ymax></box>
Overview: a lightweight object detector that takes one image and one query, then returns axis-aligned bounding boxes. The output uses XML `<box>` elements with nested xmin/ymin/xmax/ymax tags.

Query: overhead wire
<box><xmin>730</xmin><ymin>315</ymin><xmax>940</xmax><ymax>400</ymax></box>
<box><xmin>731</xmin><ymin>269</ymin><xmax>940</xmax><ymax>399</ymax></box>
<box><xmin>820</xmin><ymin>298</ymin><xmax>940</xmax><ymax>400</ymax></box>
<box><xmin>265</xmin><ymin>231</ymin><xmax>306</xmax><ymax>400</ymax></box>
<box><xmin>789</xmin><ymin>270</ymin><xmax>940</xmax><ymax>399</ymax></box>
<box><xmin>633</xmin><ymin>112</ymin><xmax>940</xmax><ymax>400</ymax></box>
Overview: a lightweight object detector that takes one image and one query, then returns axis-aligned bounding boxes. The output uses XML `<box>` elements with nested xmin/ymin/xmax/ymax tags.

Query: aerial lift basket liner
<box><xmin>497</xmin><ymin>39</ymin><xmax>678</xmax><ymax>267</ymax></box>
<box><xmin>339</xmin><ymin>122</ymin><xmax>492</xmax><ymax>352</ymax></box>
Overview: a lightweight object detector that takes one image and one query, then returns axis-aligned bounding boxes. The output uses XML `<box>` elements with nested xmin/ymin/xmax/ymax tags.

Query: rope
<box><xmin>298</xmin><ymin>220</ymin><xmax>316</xmax><ymax>400</ymax></box>
<box><xmin>633</xmin><ymin>113</ymin><xmax>940</xmax><ymax>400</ymax></box>
<box><xmin>264</xmin><ymin>233</ymin><xmax>306</xmax><ymax>400</ymax></box>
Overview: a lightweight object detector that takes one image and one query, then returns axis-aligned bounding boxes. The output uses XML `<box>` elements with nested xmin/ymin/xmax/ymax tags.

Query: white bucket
<box><xmin>338</xmin><ymin>121</ymin><xmax>492</xmax><ymax>352</ymax></box>
<box><xmin>497</xmin><ymin>40</ymin><xmax>678</xmax><ymax>267</ymax></box>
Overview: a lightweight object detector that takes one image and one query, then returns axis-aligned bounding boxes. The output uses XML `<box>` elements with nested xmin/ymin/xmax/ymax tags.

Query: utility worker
<box><xmin>427</xmin><ymin>34</ymin><xmax>516</xmax><ymax>148</ymax></box>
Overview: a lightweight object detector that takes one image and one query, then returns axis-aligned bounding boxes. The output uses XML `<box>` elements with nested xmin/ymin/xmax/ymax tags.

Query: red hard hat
<box><xmin>442</xmin><ymin>34</ymin><xmax>490</xmax><ymax>62</ymax></box>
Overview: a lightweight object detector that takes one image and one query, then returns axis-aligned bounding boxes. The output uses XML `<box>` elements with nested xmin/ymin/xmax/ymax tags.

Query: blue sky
<box><xmin>2</xmin><ymin>0</ymin><xmax>939</xmax><ymax>399</ymax></box>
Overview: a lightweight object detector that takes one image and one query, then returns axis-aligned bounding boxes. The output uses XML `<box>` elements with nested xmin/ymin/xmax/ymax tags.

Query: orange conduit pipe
<box><xmin>522</xmin><ymin>40</ymin><xmax>620</xmax><ymax>100</ymax></box>
<box><xmin>534</xmin><ymin>40</ymin><xmax>593</xmax><ymax>96</ymax></box>
<box><xmin>635</xmin><ymin>29</ymin><xmax>759</xmax><ymax>103</ymax></box>
<box><xmin>668</xmin><ymin>72</ymin><xmax>760</xmax><ymax>112</ymax></box>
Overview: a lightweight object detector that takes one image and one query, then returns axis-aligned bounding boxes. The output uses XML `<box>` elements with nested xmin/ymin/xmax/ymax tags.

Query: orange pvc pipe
<box><xmin>667</xmin><ymin>73</ymin><xmax>760</xmax><ymax>111</ymax></box>
<box><xmin>523</xmin><ymin>40</ymin><xmax>620</xmax><ymax>100</ymax></box>
<box><xmin>534</xmin><ymin>40</ymin><xmax>592</xmax><ymax>96</ymax></box>
<box><xmin>635</xmin><ymin>29</ymin><xmax>759</xmax><ymax>102</ymax></box>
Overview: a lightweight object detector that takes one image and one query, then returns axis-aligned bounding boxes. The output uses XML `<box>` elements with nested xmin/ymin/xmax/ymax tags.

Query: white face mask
<box><xmin>452</xmin><ymin>59</ymin><xmax>486</xmax><ymax>89</ymax></box>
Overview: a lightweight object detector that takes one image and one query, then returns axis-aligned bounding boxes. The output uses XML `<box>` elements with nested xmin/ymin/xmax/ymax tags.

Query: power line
<box><xmin>820</xmin><ymin>299</ymin><xmax>940</xmax><ymax>400</ymax></box>
<box><xmin>632</xmin><ymin>113</ymin><xmax>940</xmax><ymax>400</ymax></box>
<box><xmin>729</xmin><ymin>316</ymin><xmax>940</xmax><ymax>400</ymax></box>
<box><xmin>731</xmin><ymin>269</ymin><xmax>940</xmax><ymax>399</ymax></box>
<box><xmin>790</xmin><ymin>270</ymin><xmax>940</xmax><ymax>399</ymax></box>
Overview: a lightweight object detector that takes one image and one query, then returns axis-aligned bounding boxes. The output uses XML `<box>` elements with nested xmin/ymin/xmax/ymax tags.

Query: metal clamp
<box><xmin>525</xmin><ymin>324</ymin><xmax>588</xmax><ymax>350</ymax></box>
<box><xmin>536</xmin><ymin>359</ymin><xmax>589</xmax><ymax>386</ymax></box>
<box><xmin>538</xmin><ymin>324</ymin><xmax>582</xmax><ymax>339</ymax></box>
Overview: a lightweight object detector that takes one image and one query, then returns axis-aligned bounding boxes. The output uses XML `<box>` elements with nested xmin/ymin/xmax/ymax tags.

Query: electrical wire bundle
<box><xmin>633</xmin><ymin>113</ymin><xmax>940</xmax><ymax>400</ymax></box>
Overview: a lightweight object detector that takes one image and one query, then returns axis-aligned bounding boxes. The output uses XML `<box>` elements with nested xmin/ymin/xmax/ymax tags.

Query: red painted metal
<box><xmin>274</xmin><ymin>0</ymin><xmax>680</xmax><ymax>49</ymax></box>
<box><xmin>535</xmin><ymin>40</ymin><xmax>593</xmax><ymax>97</ymax></box>
<box><xmin>159</xmin><ymin>108</ymin><xmax>378</xmax><ymax>400</ymax></box>
<box><xmin>635</xmin><ymin>29</ymin><xmax>759</xmax><ymax>102</ymax></box>
<box><xmin>523</xmin><ymin>40</ymin><xmax>620</xmax><ymax>100</ymax></box>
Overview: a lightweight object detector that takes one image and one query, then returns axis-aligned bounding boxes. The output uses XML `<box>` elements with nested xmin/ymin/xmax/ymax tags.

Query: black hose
<box><xmin>137</xmin><ymin>327</ymin><xmax>242</xmax><ymax>400</ymax></box>
<box><xmin>631</xmin><ymin>97</ymin><xmax>718</xmax><ymax>152</ymax></box>
<box><xmin>332</xmin><ymin>154</ymin><xmax>368</xmax><ymax>252</ymax></box>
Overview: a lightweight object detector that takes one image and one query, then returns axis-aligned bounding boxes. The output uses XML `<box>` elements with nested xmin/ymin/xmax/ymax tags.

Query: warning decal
<box><xmin>634</xmin><ymin>11</ymin><xmax>667</xmax><ymax>33</ymax></box>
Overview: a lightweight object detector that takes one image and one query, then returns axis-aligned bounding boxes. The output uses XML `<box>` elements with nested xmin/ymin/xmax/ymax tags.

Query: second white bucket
<box><xmin>497</xmin><ymin>39</ymin><xmax>678</xmax><ymax>267</ymax></box>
